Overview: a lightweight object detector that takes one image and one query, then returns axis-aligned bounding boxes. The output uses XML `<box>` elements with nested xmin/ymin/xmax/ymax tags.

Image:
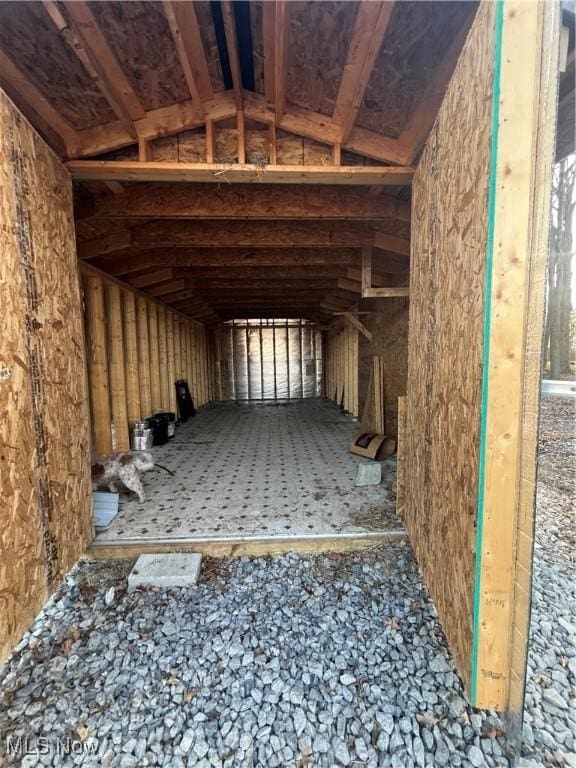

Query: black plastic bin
<box><xmin>154</xmin><ymin>411</ymin><xmax>176</xmax><ymax>439</ymax></box>
<box><xmin>148</xmin><ymin>413</ymin><xmax>170</xmax><ymax>446</ymax></box>
<box><xmin>175</xmin><ymin>379</ymin><xmax>196</xmax><ymax>422</ymax></box>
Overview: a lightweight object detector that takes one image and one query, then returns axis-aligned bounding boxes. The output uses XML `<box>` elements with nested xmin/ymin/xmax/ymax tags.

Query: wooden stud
<box><xmin>206</xmin><ymin>119</ymin><xmax>216</xmax><ymax>164</ymax></box>
<box><xmin>472</xmin><ymin>0</ymin><xmax>560</xmax><ymax>711</ymax></box>
<box><xmin>138</xmin><ymin>136</ymin><xmax>153</xmax><ymax>162</ymax></box>
<box><xmin>332</xmin><ymin>143</ymin><xmax>342</xmax><ymax>166</ymax></box>
<box><xmin>174</xmin><ymin>312</ymin><xmax>182</xmax><ymax>383</ymax></box>
<box><xmin>268</xmin><ymin>122</ymin><xmax>277</xmax><ymax>165</ymax></box>
<box><xmin>121</xmin><ymin>290</ymin><xmax>141</xmax><ymax>427</ymax></box>
<box><xmin>136</xmin><ymin>296</ymin><xmax>152</xmax><ymax>419</ymax></box>
<box><xmin>396</xmin><ymin>396</ymin><xmax>407</xmax><ymax>519</ymax></box>
<box><xmin>237</xmin><ymin>110</ymin><xmax>246</xmax><ymax>165</ymax></box>
<box><xmin>105</xmin><ymin>284</ymin><xmax>129</xmax><ymax>451</ymax></box>
<box><xmin>83</xmin><ymin>275</ymin><xmax>112</xmax><ymax>456</ymax></box>
<box><xmin>166</xmin><ymin>312</ymin><xmax>177</xmax><ymax>414</ymax></box>
<box><xmin>158</xmin><ymin>306</ymin><xmax>170</xmax><ymax>410</ymax></box>
<box><xmin>148</xmin><ymin>303</ymin><xmax>162</xmax><ymax>412</ymax></box>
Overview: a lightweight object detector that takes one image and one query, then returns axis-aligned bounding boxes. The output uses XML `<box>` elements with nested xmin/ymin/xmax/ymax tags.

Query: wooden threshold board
<box><xmin>85</xmin><ymin>531</ymin><xmax>407</xmax><ymax>560</ymax></box>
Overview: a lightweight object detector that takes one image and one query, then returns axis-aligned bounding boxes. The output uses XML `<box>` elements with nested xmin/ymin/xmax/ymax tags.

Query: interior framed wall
<box><xmin>80</xmin><ymin>263</ymin><xmax>215</xmax><ymax>457</ymax></box>
<box><xmin>405</xmin><ymin>0</ymin><xmax>560</xmax><ymax>712</ymax></box>
<box><xmin>0</xmin><ymin>90</ymin><xmax>92</xmax><ymax>662</ymax></box>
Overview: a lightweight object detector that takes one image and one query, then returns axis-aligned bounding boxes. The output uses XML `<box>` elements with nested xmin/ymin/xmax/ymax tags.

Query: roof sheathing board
<box><xmin>194</xmin><ymin>1</ymin><xmax>226</xmax><ymax>93</ymax></box>
<box><xmin>286</xmin><ymin>0</ymin><xmax>359</xmax><ymax>117</ymax></box>
<box><xmin>356</xmin><ymin>1</ymin><xmax>477</xmax><ymax>138</ymax></box>
<box><xmin>88</xmin><ymin>0</ymin><xmax>190</xmax><ymax>112</ymax></box>
<box><xmin>0</xmin><ymin>1</ymin><xmax>116</xmax><ymax>130</ymax></box>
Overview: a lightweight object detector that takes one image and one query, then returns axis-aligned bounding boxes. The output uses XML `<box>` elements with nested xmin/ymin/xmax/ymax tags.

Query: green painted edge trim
<box><xmin>470</xmin><ymin>0</ymin><xmax>505</xmax><ymax>705</ymax></box>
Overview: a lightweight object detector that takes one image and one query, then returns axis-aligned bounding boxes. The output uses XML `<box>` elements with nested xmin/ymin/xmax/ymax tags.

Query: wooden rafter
<box><xmin>221</xmin><ymin>0</ymin><xmax>243</xmax><ymax>111</ymax></box>
<box><xmin>398</xmin><ymin>20</ymin><xmax>472</xmax><ymax>164</ymax></box>
<box><xmin>163</xmin><ymin>0</ymin><xmax>212</xmax><ymax>112</ymax></box>
<box><xmin>274</xmin><ymin>2</ymin><xmax>289</xmax><ymax>123</ymax></box>
<box><xmin>62</xmin><ymin>1</ymin><xmax>146</xmax><ymax>138</ymax></box>
<box><xmin>128</xmin><ymin>268</ymin><xmax>174</xmax><ymax>288</ymax></box>
<box><xmin>147</xmin><ymin>280</ymin><xmax>186</xmax><ymax>297</ymax></box>
<box><xmin>44</xmin><ymin>1</ymin><xmax>138</xmax><ymax>140</ymax></box>
<box><xmin>66</xmin><ymin>160</ymin><xmax>414</xmax><ymax>186</ymax></box>
<box><xmin>333</xmin><ymin>1</ymin><xmax>394</xmax><ymax>143</ymax></box>
<box><xmin>0</xmin><ymin>49</ymin><xmax>78</xmax><ymax>153</ymax></box>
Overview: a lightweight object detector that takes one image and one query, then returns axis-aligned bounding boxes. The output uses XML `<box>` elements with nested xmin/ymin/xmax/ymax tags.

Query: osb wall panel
<box><xmin>358</xmin><ymin>300</ymin><xmax>409</xmax><ymax>437</ymax></box>
<box><xmin>0</xmin><ymin>90</ymin><xmax>92</xmax><ymax>662</ymax></box>
<box><xmin>404</xmin><ymin>2</ymin><xmax>494</xmax><ymax>691</ymax></box>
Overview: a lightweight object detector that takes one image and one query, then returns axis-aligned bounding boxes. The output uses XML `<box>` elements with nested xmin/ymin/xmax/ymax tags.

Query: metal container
<box><xmin>132</xmin><ymin>421</ymin><xmax>153</xmax><ymax>451</ymax></box>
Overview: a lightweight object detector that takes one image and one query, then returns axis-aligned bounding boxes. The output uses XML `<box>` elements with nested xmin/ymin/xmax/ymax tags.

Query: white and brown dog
<box><xmin>91</xmin><ymin>452</ymin><xmax>155</xmax><ymax>503</ymax></box>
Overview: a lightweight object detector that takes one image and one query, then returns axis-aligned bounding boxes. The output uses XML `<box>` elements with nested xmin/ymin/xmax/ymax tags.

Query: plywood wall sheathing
<box><xmin>0</xmin><ymin>89</ymin><xmax>92</xmax><ymax>661</ymax></box>
<box><xmin>405</xmin><ymin>1</ymin><xmax>560</xmax><ymax>712</ymax></box>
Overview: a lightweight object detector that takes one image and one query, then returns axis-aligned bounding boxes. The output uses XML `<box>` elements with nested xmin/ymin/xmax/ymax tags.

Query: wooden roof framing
<box><xmin>0</xmin><ymin>0</ymin><xmax>477</xmax><ymax>321</ymax></box>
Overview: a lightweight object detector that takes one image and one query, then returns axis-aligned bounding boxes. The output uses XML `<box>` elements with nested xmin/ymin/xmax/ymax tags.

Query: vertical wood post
<box><xmin>158</xmin><ymin>306</ymin><xmax>169</xmax><ymax>410</ymax></box>
<box><xmin>105</xmin><ymin>284</ymin><xmax>129</xmax><ymax>451</ymax></box>
<box><xmin>136</xmin><ymin>296</ymin><xmax>152</xmax><ymax>418</ymax></box>
<box><xmin>122</xmin><ymin>290</ymin><xmax>141</xmax><ymax>428</ymax></box>
<box><xmin>148</xmin><ymin>302</ymin><xmax>161</xmax><ymax>412</ymax></box>
<box><xmin>174</xmin><ymin>314</ymin><xmax>182</xmax><ymax>385</ymax></box>
<box><xmin>84</xmin><ymin>275</ymin><xmax>112</xmax><ymax>456</ymax></box>
<box><xmin>167</xmin><ymin>312</ymin><xmax>177</xmax><ymax>414</ymax></box>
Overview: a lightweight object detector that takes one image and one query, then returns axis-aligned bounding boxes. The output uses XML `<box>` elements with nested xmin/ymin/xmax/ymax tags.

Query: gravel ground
<box><xmin>0</xmin><ymin>546</ymin><xmax>508</xmax><ymax>768</ymax></box>
<box><xmin>0</xmin><ymin>395</ymin><xmax>573</xmax><ymax>768</ymax></box>
<box><xmin>521</xmin><ymin>395</ymin><xmax>576</xmax><ymax>768</ymax></box>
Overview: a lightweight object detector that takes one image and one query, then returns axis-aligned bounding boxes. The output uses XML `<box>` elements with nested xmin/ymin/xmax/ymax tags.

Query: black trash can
<box><xmin>148</xmin><ymin>413</ymin><xmax>170</xmax><ymax>445</ymax></box>
<box><xmin>175</xmin><ymin>379</ymin><xmax>196</xmax><ymax>422</ymax></box>
<box><xmin>154</xmin><ymin>411</ymin><xmax>176</xmax><ymax>439</ymax></box>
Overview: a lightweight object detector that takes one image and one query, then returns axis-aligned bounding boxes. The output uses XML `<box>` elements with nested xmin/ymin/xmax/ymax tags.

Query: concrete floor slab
<box><xmin>94</xmin><ymin>400</ymin><xmax>402</xmax><ymax>543</ymax></box>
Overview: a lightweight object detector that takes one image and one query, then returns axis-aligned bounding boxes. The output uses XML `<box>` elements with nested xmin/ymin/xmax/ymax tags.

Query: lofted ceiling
<box><xmin>0</xmin><ymin>1</ymin><xmax>479</xmax><ymax>323</ymax></box>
